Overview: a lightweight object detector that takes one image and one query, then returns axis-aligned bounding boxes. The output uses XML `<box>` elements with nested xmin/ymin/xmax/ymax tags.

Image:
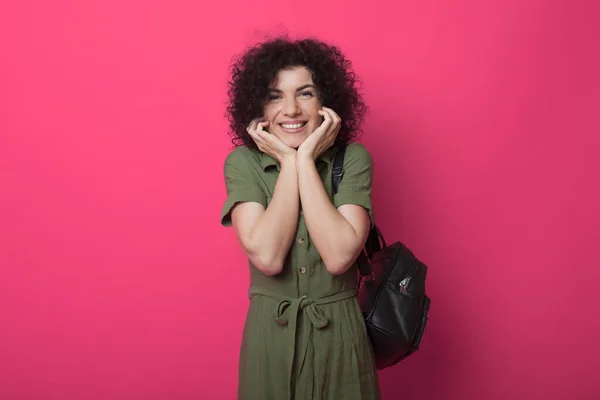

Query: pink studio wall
<box><xmin>1</xmin><ymin>1</ymin><xmax>599</xmax><ymax>399</ymax></box>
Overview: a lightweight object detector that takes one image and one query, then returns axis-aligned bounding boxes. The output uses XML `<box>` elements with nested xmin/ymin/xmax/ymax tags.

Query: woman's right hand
<box><xmin>247</xmin><ymin>118</ymin><xmax>296</xmax><ymax>163</ymax></box>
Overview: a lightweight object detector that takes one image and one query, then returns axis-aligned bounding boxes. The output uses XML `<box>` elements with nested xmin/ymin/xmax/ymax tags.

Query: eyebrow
<box><xmin>268</xmin><ymin>84</ymin><xmax>316</xmax><ymax>93</ymax></box>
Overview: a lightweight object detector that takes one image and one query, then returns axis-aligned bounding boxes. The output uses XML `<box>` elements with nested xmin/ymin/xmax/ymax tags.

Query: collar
<box><xmin>259</xmin><ymin>146</ymin><xmax>338</xmax><ymax>171</ymax></box>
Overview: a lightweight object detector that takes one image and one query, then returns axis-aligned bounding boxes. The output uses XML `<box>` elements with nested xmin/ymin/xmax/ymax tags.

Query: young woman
<box><xmin>221</xmin><ymin>37</ymin><xmax>381</xmax><ymax>400</ymax></box>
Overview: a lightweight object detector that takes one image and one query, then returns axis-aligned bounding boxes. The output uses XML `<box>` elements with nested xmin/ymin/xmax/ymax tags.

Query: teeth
<box><xmin>281</xmin><ymin>123</ymin><xmax>305</xmax><ymax>129</ymax></box>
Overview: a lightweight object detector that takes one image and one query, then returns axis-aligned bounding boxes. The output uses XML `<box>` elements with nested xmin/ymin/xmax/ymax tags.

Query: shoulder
<box><xmin>224</xmin><ymin>146</ymin><xmax>261</xmax><ymax>169</ymax></box>
<box><xmin>344</xmin><ymin>142</ymin><xmax>373</xmax><ymax>166</ymax></box>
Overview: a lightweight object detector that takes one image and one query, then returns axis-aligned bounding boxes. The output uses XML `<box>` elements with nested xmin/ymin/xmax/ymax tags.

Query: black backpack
<box><xmin>332</xmin><ymin>145</ymin><xmax>431</xmax><ymax>370</ymax></box>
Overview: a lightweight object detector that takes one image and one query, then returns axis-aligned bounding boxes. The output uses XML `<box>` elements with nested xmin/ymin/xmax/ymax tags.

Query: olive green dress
<box><xmin>221</xmin><ymin>142</ymin><xmax>382</xmax><ymax>400</ymax></box>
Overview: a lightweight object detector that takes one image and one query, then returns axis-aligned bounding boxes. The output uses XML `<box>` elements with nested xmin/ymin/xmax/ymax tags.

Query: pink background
<box><xmin>1</xmin><ymin>1</ymin><xmax>599</xmax><ymax>399</ymax></box>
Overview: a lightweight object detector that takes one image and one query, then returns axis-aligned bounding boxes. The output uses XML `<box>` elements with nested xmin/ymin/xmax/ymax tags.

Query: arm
<box><xmin>297</xmin><ymin>149</ymin><xmax>371</xmax><ymax>275</ymax></box>
<box><xmin>230</xmin><ymin>155</ymin><xmax>299</xmax><ymax>275</ymax></box>
<box><xmin>221</xmin><ymin>120</ymin><xmax>300</xmax><ymax>276</ymax></box>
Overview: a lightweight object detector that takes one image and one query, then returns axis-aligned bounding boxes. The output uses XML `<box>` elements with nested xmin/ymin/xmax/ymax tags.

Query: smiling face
<box><xmin>263</xmin><ymin>66</ymin><xmax>323</xmax><ymax>149</ymax></box>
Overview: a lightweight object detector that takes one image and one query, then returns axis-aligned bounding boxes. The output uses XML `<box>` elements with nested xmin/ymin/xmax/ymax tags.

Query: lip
<box><xmin>278</xmin><ymin>120</ymin><xmax>308</xmax><ymax>134</ymax></box>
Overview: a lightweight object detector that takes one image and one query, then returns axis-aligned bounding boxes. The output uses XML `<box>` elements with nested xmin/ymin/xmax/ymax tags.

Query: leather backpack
<box><xmin>332</xmin><ymin>145</ymin><xmax>431</xmax><ymax>370</ymax></box>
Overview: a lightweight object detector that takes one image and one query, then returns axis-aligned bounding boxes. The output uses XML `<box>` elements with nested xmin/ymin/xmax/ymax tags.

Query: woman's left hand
<box><xmin>297</xmin><ymin>107</ymin><xmax>341</xmax><ymax>161</ymax></box>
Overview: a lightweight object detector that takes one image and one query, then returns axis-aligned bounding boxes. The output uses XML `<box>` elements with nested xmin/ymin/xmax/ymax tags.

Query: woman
<box><xmin>221</xmin><ymin>37</ymin><xmax>382</xmax><ymax>400</ymax></box>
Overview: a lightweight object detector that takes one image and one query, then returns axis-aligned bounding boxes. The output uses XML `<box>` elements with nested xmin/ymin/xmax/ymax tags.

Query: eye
<box><xmin>298</xmin><ymin>91</ymin><xmax>314</xmax><ymax>98</ymax></box>
<box><xmin>268</xmin><ymin>94</ymin><xmax>282</xmax><ymax>102</ymax></box>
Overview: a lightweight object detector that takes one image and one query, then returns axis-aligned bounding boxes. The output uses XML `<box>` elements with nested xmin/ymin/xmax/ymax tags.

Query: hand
<box><xmin>247</xmin><ymin>118</ymin><xmax>296</xmax><ymax>163</ymax></box>
<box><xmin>297</xmin><ymin>107</ymin><xmax>341</xmax><ymax>161</ymax></box>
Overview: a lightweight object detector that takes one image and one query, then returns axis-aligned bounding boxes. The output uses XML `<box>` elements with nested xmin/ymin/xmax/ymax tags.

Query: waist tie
<box><xmin>249</xmin><ymin>287</ymin><xmax>357</xmax><ymax>400</ymax></box>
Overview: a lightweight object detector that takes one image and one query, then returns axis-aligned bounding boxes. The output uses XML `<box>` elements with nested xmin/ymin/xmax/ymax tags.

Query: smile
<box><xmin>278</xmin><ymin>121</ymin><xmax>308</xmax><ymax>134</ymax></box>
<box><xmin>280</xmin><ymin>122</ymin><xmax>307</xmax><ymax>129</ymax></box>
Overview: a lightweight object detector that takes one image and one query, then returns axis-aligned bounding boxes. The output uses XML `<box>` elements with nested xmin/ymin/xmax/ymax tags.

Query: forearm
<box><xmin>247</xmin><ymin>157</ymin><xmax>299</xmax><ymax>274</ymax></box>
<box><xmin>297</xmin><ymin>156</ymin><xmax>363</xmax><ymax>275</ymax></box>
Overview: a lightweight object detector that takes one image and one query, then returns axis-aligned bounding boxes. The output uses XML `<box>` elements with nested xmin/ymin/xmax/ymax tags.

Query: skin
<box><xmin>231</xmin><ymin>66</ymin><xmax>371</xmax><ymax>276</ymax></box>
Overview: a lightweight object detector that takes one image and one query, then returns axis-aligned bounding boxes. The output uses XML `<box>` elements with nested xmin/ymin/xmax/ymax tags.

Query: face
<box><xmin>263</xmin><ymin>66</ymin><xmax>322</xmax><ymax>149</ymax></box>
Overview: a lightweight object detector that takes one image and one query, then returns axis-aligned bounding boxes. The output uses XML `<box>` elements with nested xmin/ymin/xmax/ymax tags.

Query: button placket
<box><xmin>296</xmin><ymin>217</ymin><xmax>310</xmax><ymax>296</ymax></box>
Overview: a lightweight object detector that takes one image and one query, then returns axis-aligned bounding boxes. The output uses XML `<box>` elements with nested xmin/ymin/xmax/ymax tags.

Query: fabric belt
<box><xmin>249</xmin><ymin>287</ymin><xmax>357</xmax><ymax>400</ymax></box>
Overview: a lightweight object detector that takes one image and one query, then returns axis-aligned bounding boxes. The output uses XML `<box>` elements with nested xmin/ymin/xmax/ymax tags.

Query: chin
<box><xmin>287</xmin><ymin>139</ymin><xmax>306</xmax><ymax>149</ymax></box>
<box><xmin>279</xmin><ymin>134</ymin><xmax>308</xmax><ymax>149</ymax></box>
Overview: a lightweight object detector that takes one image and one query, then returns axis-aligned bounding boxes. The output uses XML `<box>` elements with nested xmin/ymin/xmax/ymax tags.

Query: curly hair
<box><xmin>225</xmin><ymin>37</ymin><xmax>368</xmax><ymax>149</ymax></box>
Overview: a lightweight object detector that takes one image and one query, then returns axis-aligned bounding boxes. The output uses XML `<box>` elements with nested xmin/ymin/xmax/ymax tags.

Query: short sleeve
<box><xmin>220</xmin><ymin>148</ymin><xmax>267</xmax><ymax>227</ymax></box>
<box><xmin>333</xmin><ymin>143</ymin><xmax>375</xmax><ymax>224</ymax></box>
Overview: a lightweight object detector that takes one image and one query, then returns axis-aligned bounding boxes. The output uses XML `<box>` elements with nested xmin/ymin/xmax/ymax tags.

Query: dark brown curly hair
<box><xmin>225</xmin><ymin>37</ymin><xmax>368</xmax><ymax>149</ymax></box>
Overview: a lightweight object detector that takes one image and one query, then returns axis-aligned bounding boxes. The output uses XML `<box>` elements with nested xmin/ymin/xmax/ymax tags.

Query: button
<box><xmin>297</xmin><ymin>237</ymin><xmax>305</xmax><ymax>245</ymax></box>
<box><xmin>299</xmin><ymin>267</ymin><xmax>307</xmax><ymax>274</ymax></box>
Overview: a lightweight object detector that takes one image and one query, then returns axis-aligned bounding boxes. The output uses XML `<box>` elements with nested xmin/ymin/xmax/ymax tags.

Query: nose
<box><xmin>282</xmin><ymin>96</ymin><xmax>300</xmax><ymax>116</ymax></box>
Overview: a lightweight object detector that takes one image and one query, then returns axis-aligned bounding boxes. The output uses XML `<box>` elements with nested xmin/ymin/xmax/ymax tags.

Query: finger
<box><xmin>247</xmin><ymin>119</ymin><xmax>259</xmax><ymax>132</ymax></box>
<box><xmin>247</xmin><ymin>125</ymin><xmax>264</xmax><ymax>145</ymax></box>
<box><xmin>332</xmin><ymin>124</ymin><xmax>341</xmax><ymax>142</ymax></box>
<box><xmin>334</xmin><ymin>120</ymin><xmax>342</xmax><ymax>133</ymax></box>
<box><xmin>256</xmin><ymin>121</ymin><xmax>270</xmax><ymax>134</ymax></box>
<box><xmin>321</xmin><ymin>106</ymin><xmax>338</xmax><ymax>118</ymax></box>
<box><xmin>318</xmin><ymin>110</ymin><xmax>332</xmax><ymax>130</ymax></box>
<box><xmin>255</xmin><ymin>123</ymin><xmax>272</xmax><ymax>144</ymax></box>
<box><xmin>319</xmin><ymin>110</ymin><xmax>337</xmax><ymax>137</ymax></box>
<box><xmin>319</xmin><ymin>109</ymin><xmax>331</xmax><ymax>119</ymax></box>
<box><xmin>248</xmin><ymin>120</ymin><xmax>269</xmax><ymax>141</ymax></box>
<box><xmin>328</xmin><ymin>121</ymin><xmax>340</xmax><ymax>141</ymax></box>
<box><xmin>322</xmin><ymin>107</ymin><xmax>341</xmax><ymax>127</ymax></box>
